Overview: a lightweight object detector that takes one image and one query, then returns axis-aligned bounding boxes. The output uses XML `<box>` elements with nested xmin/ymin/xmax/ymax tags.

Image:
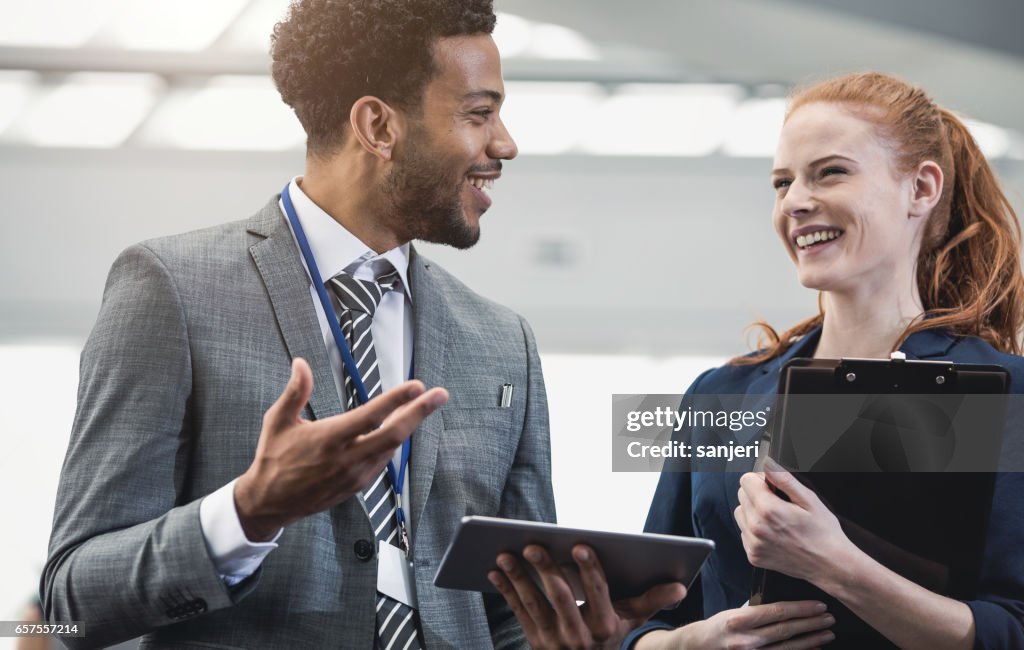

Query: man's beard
<box><xmin>379</xmin><ymin>129</ymin><xmax>481</xmax><ymax>250</ymax></box>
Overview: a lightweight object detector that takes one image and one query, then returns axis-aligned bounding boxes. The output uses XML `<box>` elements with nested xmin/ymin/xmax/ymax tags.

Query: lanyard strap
<box><xmin>280</xmin><ymin>182</ymin><xmax>412</xmax><ymax>506</ymax></box>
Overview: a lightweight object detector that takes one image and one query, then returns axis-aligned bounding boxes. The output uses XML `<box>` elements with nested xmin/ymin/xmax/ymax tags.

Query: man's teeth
<box><xmin>469</xmin><ymin>177</ymin><xmax>494</xmax><ymax>191</ymax></box>
<box><xmin>796</xmin><ymin>229</ymin><xmax>843</xmax><ymax>249</ymax></box>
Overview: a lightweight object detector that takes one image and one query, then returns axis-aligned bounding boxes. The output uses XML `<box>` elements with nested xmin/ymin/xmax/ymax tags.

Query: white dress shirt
<box><xmin>199</xmin><ymin>177</ymin><xmax>414</xmax><ymax>586</ymax></box>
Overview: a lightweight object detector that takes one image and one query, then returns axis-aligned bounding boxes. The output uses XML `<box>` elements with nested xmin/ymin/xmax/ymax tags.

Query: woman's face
<box><xmin>771</xmin><ymin>102</ymin><xmax>922</xmax><ymax>296</ymax></box>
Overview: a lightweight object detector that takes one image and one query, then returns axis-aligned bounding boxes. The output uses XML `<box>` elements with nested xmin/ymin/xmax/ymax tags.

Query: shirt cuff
<box><xmin>199</xmin><ymin>478</ymin><xmax>282</xmax><ymax>587</ymax></box>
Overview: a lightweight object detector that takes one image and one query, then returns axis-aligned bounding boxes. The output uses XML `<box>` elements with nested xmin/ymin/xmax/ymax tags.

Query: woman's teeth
<box><xmin>796</xmin><ymin>229</ymin><xmax>842</xmax><ymax>249</ymax></box>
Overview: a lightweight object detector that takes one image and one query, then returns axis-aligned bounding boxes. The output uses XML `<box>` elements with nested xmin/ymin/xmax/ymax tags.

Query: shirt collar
<box><xmin>286</xmin><ymin>177</ymin><xmax>412</xmax><ymax>299</ymax></box>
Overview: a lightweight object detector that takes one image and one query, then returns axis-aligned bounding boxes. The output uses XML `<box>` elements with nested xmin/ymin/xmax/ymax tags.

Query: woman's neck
<box><xmin>814</xmin><ymin>283</ymin><xmax>924</xmax><ymax>360</ymax></box>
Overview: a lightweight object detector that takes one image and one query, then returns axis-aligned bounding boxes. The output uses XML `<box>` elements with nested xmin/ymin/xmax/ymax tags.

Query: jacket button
<box><xmin>354</xmin><ymin>539</ymin><xmax>375</xmax><ymax>561</ymax></box>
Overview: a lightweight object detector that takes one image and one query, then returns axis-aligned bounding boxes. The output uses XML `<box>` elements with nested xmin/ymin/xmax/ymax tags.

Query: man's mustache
<box><xmin>467</xmin><ymin>161</ymin><xmax>503</xmax><ymax>175</ymax></box>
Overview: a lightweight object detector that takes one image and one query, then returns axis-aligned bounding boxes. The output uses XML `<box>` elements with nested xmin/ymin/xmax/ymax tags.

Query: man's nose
<box><xmin>488</xmin><ymin>115</ymin><xmax>518</xmax><ymax>161</ymax></box>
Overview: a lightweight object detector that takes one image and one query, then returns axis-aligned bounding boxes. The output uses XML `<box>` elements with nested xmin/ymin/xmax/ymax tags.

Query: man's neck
<box><xmin>299</xmin><ymin>166</ymin><xmax>404</xmax><ymax>254</ymax></box>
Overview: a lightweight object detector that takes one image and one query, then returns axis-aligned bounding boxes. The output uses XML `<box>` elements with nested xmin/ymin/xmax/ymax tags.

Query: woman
<box><xmin>630</xmin><ymin>72</ymin><xmax>1024</xmax><ymax>649</ymax></box>
<box><xmin>490</xmin><ymin>72</ymin><xmax>1024</xmax><ymax>650</ymax></box>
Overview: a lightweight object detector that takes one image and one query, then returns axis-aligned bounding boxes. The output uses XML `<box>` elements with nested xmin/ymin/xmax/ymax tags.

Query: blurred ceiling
<box><xmin>499</xmin><ymin>0</ymin><xmax>1024</xmax><ymax>135</ymax></box>
<box><xmin>3</xmin><ymin>1</ymin><xmax>1024</xmax><ymax>353</ymax></box>
<box><xmin>0</xmin><ymin>0</ymin><xmax>1021</xmax><ymax>156</ymax></box>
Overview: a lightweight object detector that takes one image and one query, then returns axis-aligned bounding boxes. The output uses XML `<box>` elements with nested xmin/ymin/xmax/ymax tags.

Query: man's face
<box><xmin>382</xmin><ymin>34</ymin><xmax>518</xmax><ymax>249</ymax></box>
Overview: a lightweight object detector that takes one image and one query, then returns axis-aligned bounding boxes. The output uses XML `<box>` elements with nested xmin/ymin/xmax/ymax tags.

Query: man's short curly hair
<box><xmin>271</xmin><ymin>0</ymin><xmax>496</xmax><ymax>157</ymax></box>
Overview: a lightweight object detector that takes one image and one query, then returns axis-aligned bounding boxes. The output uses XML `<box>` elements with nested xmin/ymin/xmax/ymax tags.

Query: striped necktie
<box><xmin>329</xmin><ymin>267</ymin><xmax>424</xmax><ymax>650</ymax></box>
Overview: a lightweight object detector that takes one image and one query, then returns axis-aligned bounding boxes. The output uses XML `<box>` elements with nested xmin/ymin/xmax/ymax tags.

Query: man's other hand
<box><xmin>235</xmin><ymin>357</ymin><xmax>448</xmax><ymax>541</ymax></box>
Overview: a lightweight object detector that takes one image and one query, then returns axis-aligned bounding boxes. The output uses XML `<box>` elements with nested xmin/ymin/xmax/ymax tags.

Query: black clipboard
<box><xmin>750</xmin><ymin>356</ymin><xmax>1009</xmax><ymax>648</ymax></box>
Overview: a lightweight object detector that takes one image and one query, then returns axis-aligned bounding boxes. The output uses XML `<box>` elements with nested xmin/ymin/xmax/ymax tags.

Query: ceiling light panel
<box><xmin>579</xmin><ymin>84</ymin><xmax>744</xmax><ymax>156</ymax></box>
<box><xmin>93</xmin><ymin>0</ymin><xmax>249</xmax><ymax>51</ymax></box>
<box><xmin>527</xmin><ymin>23</ymin><xmax>600</xmax><ymax>61</ymax></box>
<box><xmin>964</xmin><ymin>119</ymin><xmax>1011</xmax><ymax>159</ymax></box>
<box><xmin>494</xmin><ymin>12</ymin><xmax>532</xmax><ymax>58</ymax></box>
<box><xmin>493</xmin><ymin>12</ymin><xmax>599</xmax><ymax>60</ymax></box>
<box><xmin>218</xmin><ymin>0</ymin><xmax>292</xmax><ymax>52</ymax></box>
<box><xmin>0</xmin><ymin>0</ymin><xmax>119</xmax><ymax>47</ymax></box>
<box><xmin>721</xmin><ymin>98</ymin><xmax>786</xmax><ymax>158</ymax></box>
<box><xmin>139</xmin><ymin>75</ymin><xmax>304</xmax><ymax>151</ymax></box>
<box><xmin>502</xmin><ymin>82</ymin><xmax>605</xmax><ymax>155</ymax></box>
<box><xmin>20</xmin><ymin>73</ymin><xmax>162</xmax><ymax>148</ymax></box>
<box><xmin>0</xmin><ymin>70</ymin><xmax>40</xmax><ymax>137</ymax></box>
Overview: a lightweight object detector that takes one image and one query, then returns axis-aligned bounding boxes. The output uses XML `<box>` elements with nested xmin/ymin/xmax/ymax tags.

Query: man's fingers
<box><xmin>316</xmin><ymin>381</ymin><xmax>443</xmax><ymax>445</ymax></box>
<box><xmin>523</xmin><ymin>545</ymin><xmax>590</xmax><ymax>642</ymax></box>
<box><xmin>496</xmin><ymin>552</ymin><xmax>556</xmax><ymax>632</ymax></box>
<box><xmin>342</xmin><ymin>380</ymin><xmax>428</xmax><ymax>432</ymax></box>
<box><xmin>571</xmin><ymin>545</ymin><xmax>618</xmax><ymax>634</ymax></box>
<box><xmin>616</xmin><ymin>581</ymin><xmax>687</xmax><ymax>625</ymax></box>
<box><xmin>265</xmin><ymin>358</ymin><xmax>314</xmax><ymax>432</ymax></box>
<box><xmin>356</xmin><ymin>387</ymin><xmax>449</xmax><ymax>457</ymax></box>
<box><xmin>733</xmin><ymin>601</ymin><xmax>828</xmax><ymax>629</ymax></box>
<box><xmin>488</xmin><ymin>569</ymin><xmax>541</xmax><ymax>641</ymax></box>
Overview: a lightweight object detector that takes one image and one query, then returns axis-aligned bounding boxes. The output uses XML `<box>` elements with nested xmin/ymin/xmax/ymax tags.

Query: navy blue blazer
<box><xmin>625</xmin><ymin>327</ymin><xmax>1024</xmax><ymax>649</ymax></box>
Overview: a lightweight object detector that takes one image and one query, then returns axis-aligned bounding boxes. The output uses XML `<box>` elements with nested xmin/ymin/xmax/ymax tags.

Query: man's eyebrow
<box><xmin>771</xmin><ymin>154</ymin><xmax>857</xmax><ymax>176</ymax></box>
<box><xmin>463</xmin><ymin>89</ymin><xmax>503</xmax><ymax>103</ymax></box>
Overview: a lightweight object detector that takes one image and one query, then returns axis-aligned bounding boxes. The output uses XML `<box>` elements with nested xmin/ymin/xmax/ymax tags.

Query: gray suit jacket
<box><xmin>43</xmin><ymin>197</ymin><xmax>556</xmax><ymax>649</ymax></box>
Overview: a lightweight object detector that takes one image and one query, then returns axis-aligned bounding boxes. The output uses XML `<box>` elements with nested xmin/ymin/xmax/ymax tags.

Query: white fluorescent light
<box><xmin>22</xmin><ymin>73</ymin><xmax>162</xmax><ymax>148</ymax></box>
<box><xmin>218</xmin><ymin>0</ymin><xmax>293</xmax><ymax>52</ymax></box>
<box><xmin>0</xmin><ymin>70</ymin><xmax>40</xmax><ymax>136</ymax></box>
<box><xmin>502</xmin><ymin>82</ymin><xmax>604</xmax><ymax>155</ymax></box>
<box><xmin>528</xmin><ymin>23</ymin><xmax>600</xmax><ymax>61</ymax></box>
<box><xmin>721</xmin><ymin>98</ymin><xmax>786</xmax><ymax>158</ymax></box>
<box><xmin>140</xmin><ymin>76</ymin><xmax>305</xmax><ymax>151</ymax></box>
<box><xmin>493</xmin><ymin>12</ymin><xmax>599</xmax><ymax>61</ymax></box>
<box><xmin>494</xmin><ymin>12</ymin><xmax>532</xmax><ymax>58</ymax></box>
<box><xmin>1007</xmin><ymin>132</ymin><xmax>1024</xmax><ymax>161</ymax></box>
<box><xmin>0</xmin><ymin>0</ymin><xmax>118</xmax><ymax>47</ymax></box>
<box><xmin>94</xmin><ymin>0</ymin><xmax>249</xmax><ymax>51</ymax></box>
<box><xmin>579</xmin><ymin>84</ymin><xmax>743</xmax><ymax>156</ymax></box>
<box><xmin>964</xmin><ymin>119</ymin><xmax>1010</xmax><ymax>159</ymax></box>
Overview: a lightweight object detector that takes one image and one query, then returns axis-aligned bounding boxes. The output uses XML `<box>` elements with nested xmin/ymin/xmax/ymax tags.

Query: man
<box><xmin>42</xmin><ymin>1</ymin><xmax>555</xmax><ymax>647</ymax></box>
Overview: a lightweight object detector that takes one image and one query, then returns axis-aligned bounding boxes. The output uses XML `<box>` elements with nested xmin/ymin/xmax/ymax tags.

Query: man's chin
<box><xmin>418</xmin><ymin>221</ymin><xmax>480</xmax><ymax>250</ymax></box>
<box><xmin>438</xmin><ymin>227</ymin><xmax>481</xmax><ymax>250</ymax></box>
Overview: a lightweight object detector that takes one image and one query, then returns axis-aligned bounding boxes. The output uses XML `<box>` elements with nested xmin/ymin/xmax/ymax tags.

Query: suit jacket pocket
<box><xmin>438</xmin><ymin>407</ymin><xmax>516</xmax><ymax>512</ymax></box>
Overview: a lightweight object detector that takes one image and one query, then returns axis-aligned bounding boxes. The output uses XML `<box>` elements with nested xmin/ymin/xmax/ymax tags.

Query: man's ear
<box><xmin>348</xmin><ymin>96</ymin><xmax>403</xmax><ymax>161</ymax></box>
<box><xmin>908</xmin><ymin>160</ymin><xmax>943</xmax><ymax>220</ymax></box>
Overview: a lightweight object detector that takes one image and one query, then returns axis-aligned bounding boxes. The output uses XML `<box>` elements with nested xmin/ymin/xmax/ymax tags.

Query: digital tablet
<box><xmin>433</xmin><ymin>516</ymin><xmax>714</xmax><ymax>602</ymax></box>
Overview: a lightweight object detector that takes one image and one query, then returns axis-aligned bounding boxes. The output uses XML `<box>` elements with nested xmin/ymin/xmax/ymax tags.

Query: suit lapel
<box><xmin>247</xmin><ymin>197</ymin><xmax>343</xmax><ymax>421</ymax></box>
<box><xmin>407</xmin><ymin>246</ymin><xmax>449</xmax><ymax>539</ymax></box>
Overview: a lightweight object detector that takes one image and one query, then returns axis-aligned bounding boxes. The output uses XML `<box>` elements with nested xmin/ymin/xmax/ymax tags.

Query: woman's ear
<box><xmin>348</xmin><ymin>96</ymin><xmax>403</xmax><ymax>161</ymax></box>
<box><xmin>908</xmin><ymin>160</ymin><xmax>943</xmax><ymax>220</ymax></box>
